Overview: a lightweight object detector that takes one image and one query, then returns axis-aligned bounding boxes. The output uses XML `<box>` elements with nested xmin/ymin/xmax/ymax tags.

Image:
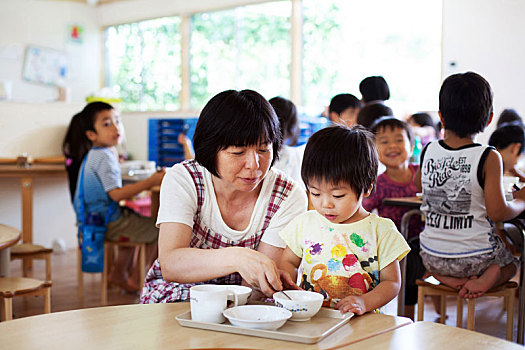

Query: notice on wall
<box><xmin>22</xmin><ymin>45</ymin><xmax>68</xmax><ymax>87</ymax></box>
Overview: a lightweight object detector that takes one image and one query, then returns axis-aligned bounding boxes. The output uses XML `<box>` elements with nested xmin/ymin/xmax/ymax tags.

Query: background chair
<box><xmin>10</xmin><ymin>243</ymin><xmax>52</xmax><ymax>281</ymax></box>
<box><xmin>77</xmin><ymin>240</ymin><xmax>146</xmax><ymax>305</ymax></box>
<box><xmin>0</xmin><ymin>277</ymin><xmax>51</xmax><ymax>321</ymax></box>
<box><xmin>416</xmin><ymin>278</ymin><xmax>517</xmax><ymax>341</ymax></box>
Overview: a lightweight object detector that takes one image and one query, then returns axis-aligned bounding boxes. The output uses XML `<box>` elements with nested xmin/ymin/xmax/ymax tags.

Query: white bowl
<box><xmin>273</xmin><ymin>290</ymin><xmax>324</xmax><ymax>321</ymax></box>
<box><xmin>216</xmin><ymin>285</ymin><xmax>252</xmax><ymax>305</ymax></box>
<box><xmin>223</xmin><ymin>305</ymin><xmax>292</xmax><ymax>330</ymax></box>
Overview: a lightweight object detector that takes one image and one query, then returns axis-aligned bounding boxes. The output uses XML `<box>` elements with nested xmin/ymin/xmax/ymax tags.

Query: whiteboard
<box><xmin>22</xmin><ymin>45</ymin><xmax>68</xmax><ymax>87</ymax></box>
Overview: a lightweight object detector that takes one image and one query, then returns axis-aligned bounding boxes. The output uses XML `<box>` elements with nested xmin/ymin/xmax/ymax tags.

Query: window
<box><xmin>105</xmin><ymin>17</ymin><xmax>181</xmax><ymax>111</ymax></box>
<box><xmin>302</xmin><ymin>0</ymin><xmax>442</xmax><ymax>115</ymax></box>
<box><xmin>190</xmin><ymin>1</ymin><xmax>291</xmax><ymax>109</ymax></box>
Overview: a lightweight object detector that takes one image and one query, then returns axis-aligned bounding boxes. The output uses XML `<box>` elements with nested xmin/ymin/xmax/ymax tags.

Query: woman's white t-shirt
<box><xmin>156</xmin><ymin>162</ymin><xmax>308</xmax><ymax>248</ymax></box>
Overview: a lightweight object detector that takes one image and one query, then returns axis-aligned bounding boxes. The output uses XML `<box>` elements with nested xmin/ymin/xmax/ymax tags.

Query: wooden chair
<box><xmin>416</xmin><ymin>278</ymin><xmax>518</xmax><ymax>341</ymax></box>
<box><xmin>77</xmin><ymin>240</ymin><xmax>146</xmax><ymax>305</ymax></box>
<box><xmin>10</xmin><ymin>243</ymin><xmax>53</xmax><ymax>281</ymax></box>
<box><xmin>0</xmin><ymin>277</ymin><xmax>51</xmax><ymax>321</ymax></box>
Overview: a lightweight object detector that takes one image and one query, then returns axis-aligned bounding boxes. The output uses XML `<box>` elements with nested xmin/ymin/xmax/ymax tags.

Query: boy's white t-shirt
<box><xmin>156</xmin><ymin>162</ymin><xmax>308</xmax><ymax>247</ymax></box>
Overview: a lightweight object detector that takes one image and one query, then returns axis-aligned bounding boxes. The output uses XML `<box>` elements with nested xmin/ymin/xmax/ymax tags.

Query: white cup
<box><xmin>190</xmin><ymin>284</ymin><xmax>238</xmax><ymax>323</ymax></box>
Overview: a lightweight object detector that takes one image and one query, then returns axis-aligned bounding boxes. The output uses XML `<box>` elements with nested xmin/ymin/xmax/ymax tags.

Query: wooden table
<box><xmin>0</xmin><ymin>164</ymin><xmax>66</xmax><ymax>245</ymax></box>
<box><xmin>0</xmin><ymin>224</ymin><xmax>21</xmax><ymax>277</ymax></box>
<box><xmin>0</xmin><ymin>303</ymin><xmax>412</xmax><ymax>349</ymax></box>
<box><xmin>342</xmin><ymin>321</ymin><xmax>523</xmax><ymax>349</ymax></box>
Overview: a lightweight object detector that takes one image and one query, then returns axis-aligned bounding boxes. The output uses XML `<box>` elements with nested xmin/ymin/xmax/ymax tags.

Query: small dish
<box><xmin>273</xmin><ymin>290</ymin><xmax>324</xmax><ymax>321</ymax></box>
<box><xmin>215</xmin><ymin>285</ymin><xmax>252</xmax><ymax>305</ymax></box>
<box><xmin>223</xmin><ymin>305</ymin><xmax>292</xmax><ymax>330</ymax></box>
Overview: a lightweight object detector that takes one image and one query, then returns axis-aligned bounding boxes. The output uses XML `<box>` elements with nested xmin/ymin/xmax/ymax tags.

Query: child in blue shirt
<box><xmin>68</xmin><ymin>102</ymin><xmax>164</xmax><ymax>292</ymax></box>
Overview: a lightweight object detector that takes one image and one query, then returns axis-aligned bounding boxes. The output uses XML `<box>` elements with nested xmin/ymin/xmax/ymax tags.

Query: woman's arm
<box><xmin>158</xmin><ymin>222</ymin><xmax>284</xmax><ymax>296</ymax></box>
<box><xmin>336</xmin><ymin>260</ymin><xmax>401</xmax><ymax>315</ymax></box>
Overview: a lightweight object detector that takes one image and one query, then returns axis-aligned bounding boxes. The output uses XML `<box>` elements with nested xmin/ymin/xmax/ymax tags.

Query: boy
<box><xmin>488</xmin><ymin>122</ymin><xmax>525</xmax><ymax>182</ymax></box>
<box><xmin>279</xmin><ymin>125</ymin><xmax>410</xmax><ymax>315</ymax></box>
<box><xmin>328</xmin><ymin>94</ymin><xmax>362</xmax><ymax>127</ymax></box>
<box><xmin>416</xmin><ymin>72</ymin><xmax>525</xmax><ymax>299</ymax></box>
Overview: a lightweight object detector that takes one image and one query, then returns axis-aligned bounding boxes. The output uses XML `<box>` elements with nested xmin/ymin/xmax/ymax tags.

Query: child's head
<box><xmin>328</xmin><ymin>94</ymin><xmax>362</xmax><ymax>126</ymax></box>
<box><xmin>497</xmin><ymin>108</ymin><xmax>522</xmax><ymax>128</ymax></box>
<box><xmin>359</xmin><ymin>76</ymin><xmax>390</xmax><ymax>103</ymax></box>
<box><xmin>371</xmin><ymin>117</ymin><xmax>414</xmax><ymax>169</ymax></box>
<box><xmin>269</xmin><ymin>96</ymin><xmax>300</xmax><ymax>146</ymax></box>
<box><xmin>488</xmin><ymin>122</ymin><xmax>525</xmax><ymax>170</ymax></box>
<box><xmin>302</xmin><ymin>125</ymin><xmax>377</xmax><ymax>223</ymax></box>
<box><xmin>356</xmin><ymin>103</ymin><xmax>394</xmax><ymax>129</ymax></box>
<box><xmin>439</xmin><ymin>71</ymin><xmax>493</xmax><ymax>138</ymax></box>
<box><xmin>79</xmin><ymin>102</ymin><xmax>119</xmax><ymax>148</ymax></box>
<box><xmin>408</xmin><ymin>112</ymin><xmax>436</xmax><ymax>130</ymax></box>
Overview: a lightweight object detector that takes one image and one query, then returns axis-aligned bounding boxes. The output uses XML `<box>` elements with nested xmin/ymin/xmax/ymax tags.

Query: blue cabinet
<box><xmin>148</xmin><ymin>118</ymin><xmax>198</xmax><ymax>167</ymax></box>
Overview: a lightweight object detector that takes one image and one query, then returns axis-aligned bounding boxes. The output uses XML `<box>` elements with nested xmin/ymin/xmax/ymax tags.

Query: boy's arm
<box><xmin>484</xmin><ymin>150</ymin><xmax>525</xmax><ymax>222</ymax></box>
<box><xmin>108</xmin><ymin>170</ymin><xmax>165</xmax><ymax>202</ymax></box>
<box><xmin>414</xmin><ymin>167</ymin><xmax>422</xmax><ymax>192</ymax></box>
<box><xmin>278</xmin><ymin>246</ymin><xmax>301</xmax><ymax>286</ymax></box>
<box><xmin>335</xmin><ymin>260</ymin><xmax>400</xmax><ymax>315</ymax></box>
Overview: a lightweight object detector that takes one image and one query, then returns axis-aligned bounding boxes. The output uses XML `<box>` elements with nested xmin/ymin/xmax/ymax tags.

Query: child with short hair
<box><xmin>69</xmin><ymin>102</ymin><xmax>165</xmax><ymax>292</ymax></box>
<box><xmin>279</xmin><ymin>125</ymin><xmax>410</xmax><ymax>315</ymax></box>
<box><xmin>489</xmin><ymin>122</ymin><xmax>525</xmax><ymax>182</ymax></box>
<box><xmin>363</xmin><ymin>117</ymin><xmax>425</xmax><ymax>316</ymax></box>
<box><xmin>328</xmin><ymin>94</ymin><xmax>362</xmax><ymax>126</ymax></box>
<box><xmin>416</xmin><ymin>72</ymin><xmax>525</xmax><ymax>299</ymax></box>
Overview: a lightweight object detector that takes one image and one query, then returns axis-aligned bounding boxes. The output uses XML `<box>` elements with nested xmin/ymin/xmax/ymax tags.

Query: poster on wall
<box><xmin>22</xmin><ymin>45</ymin><xmax>68</xmax><ymax>87</ymax></box>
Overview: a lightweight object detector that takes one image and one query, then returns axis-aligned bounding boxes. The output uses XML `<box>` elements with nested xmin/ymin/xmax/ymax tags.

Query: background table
<box><xmin>0</xmin><ymin>224</ymin><xmax>21</xmax><ymax>277</ymax></box>
<box><xmin>344</xmin><ymin>321</ymin><xmax>523</xmax><ymax>349</ymax></box>
<box><xmin>0</xmin><ymin>303</ymin><xmax>411</xmax><ymax>349</ymax></box>
<box><xmin>0</xmin><ymin>164</ymin><xmax>66</xmax><ymax>244</ymax></box>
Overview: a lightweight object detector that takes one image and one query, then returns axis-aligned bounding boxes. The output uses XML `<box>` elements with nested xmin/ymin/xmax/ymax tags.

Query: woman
<box><xmin>140</xmin><ymin>90</ymin><xmax>308</xmax><ymax>303</ymax></box>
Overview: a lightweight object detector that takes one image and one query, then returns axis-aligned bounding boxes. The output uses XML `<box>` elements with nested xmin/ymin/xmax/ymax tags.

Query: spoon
<box><xmin>280</xmin><ymin>291</ymin><xmax>292</xmax><ymax>300</ymax></box>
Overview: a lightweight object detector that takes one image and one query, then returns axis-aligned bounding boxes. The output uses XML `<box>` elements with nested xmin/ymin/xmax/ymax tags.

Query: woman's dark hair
<box><xmin>359</xmin><ymin>76</ymin><xmax>390</xmax><ymax>103</ymax></box>
<box><xmin>439</xmin><ymin>71</ymin><xmax>493</xmax><ymax>138</ymax></box>
<box><xmin>301</xmin><ymin>125</ymin><xmax>378</xmax><ymax>196</ymax></box>
<box><xmin>497</xmin><ymin>108</ymin><xmax>522</xmax><ymax>128</ymax></box>
<box><xmin>356</xmin><ymin>103</ymin><xmax>393</xmax><ymax>129</ymax></box>
<box><xmin>328</xmin><ymin>94</ymin><xmax>362</xmax><ymax>115</ymax></box>
<box><xmin>193</xmin><ymin>90</ymin><xmax>282</xmax><ymax>177</ymax></box>
<box><xmin>62</xmin><ymin>101</ymin><xmax>114</xmax><ymax>201</ymax></box>
<box><xmin>371</xmin><ymin>117</ymin><xmax>414</xmax><ymax>146</ymax></box>
<box><xmin>269</xmin><ymin>96</ymin><xmax>299</xmax><ymax>146</ymax></box>
<box><xmin>488</xmin><ymin>122</ymin><xmax>525</xmax><ymax>155</ymax></box>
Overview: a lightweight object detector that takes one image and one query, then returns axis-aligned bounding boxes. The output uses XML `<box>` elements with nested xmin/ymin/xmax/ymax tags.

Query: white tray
<box><xmin>176</xmin><ymin>307</ymin><xmax>353</xmax><ymax>344</ymax></box>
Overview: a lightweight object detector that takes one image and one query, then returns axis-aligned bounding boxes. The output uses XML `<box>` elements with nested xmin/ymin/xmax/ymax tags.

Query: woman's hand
<box><xmin>234</xmin><ymin>247</ymin><xmax>283</xmax><ymax>297</ymax></box>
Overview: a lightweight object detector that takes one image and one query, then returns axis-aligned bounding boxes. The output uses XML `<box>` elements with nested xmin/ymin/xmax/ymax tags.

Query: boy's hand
<box><xmin>279</xmin><ymin>269</ymin><xmax>301</xmax><ymax>291</ymax></box>
<box><xmin>336</xmin><ymin>295</ymin><xmax>366</xmax><ymax>315</ymax></box>
<box><xmin>149</xmin><ymin>169</ymin><xmax>165</xmax><ymax>186</ymax></box>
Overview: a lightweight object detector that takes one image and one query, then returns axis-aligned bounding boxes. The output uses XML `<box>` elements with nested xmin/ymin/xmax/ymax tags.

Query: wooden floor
<box><xmin>6</xmin><ymin>249</ymin><xmax>522</xmax><ymax>343</ymax></box>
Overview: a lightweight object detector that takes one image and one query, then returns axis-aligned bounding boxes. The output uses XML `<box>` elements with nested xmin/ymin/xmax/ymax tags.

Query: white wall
<box><xmin>442</xmin><ymin>0</ymin><xmax>525</xmax><ymax>143</ymax></box>
<box><xmin>0</xmin><ymin>0</ymin><xmax>101</xmax><ymax>103</ymax></box>
<box><xmin>0</xmin><ymin>0</ymin><xmax>100</xmax><ymax>248</ymax></box>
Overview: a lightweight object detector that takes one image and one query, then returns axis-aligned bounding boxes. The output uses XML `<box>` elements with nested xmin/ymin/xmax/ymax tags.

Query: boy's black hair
<box><xmin>356</xmin><ymin>103</ymin><xmax>393</xmax><ymax>129</ymax></box>
<box><xmin>328</xmin><ymin>94</ymin><xmax>362</xmax><ymax>115</ymax></box>
<box><xmin>193</xmin><ymin>89</ymin><xmax>281</xmax><ymax>178</ymax></box>
<box><xmin>488</xmin><ymin>122</ymin><xmax>525</xmax><ymax>155</ymax></box>
<box><xmin>269</xmin><ymin>96</ymin><xmax>300</xmax><ymax>146</ymax></box>
<box><xmin>62</xmin><ymin>101</ymin><xmax>114</xmax><ymax>201</ymax></box>
<box><xmin>371</xmin><ymin>117</ymin><xmax>414</xmax><ymax>147</ymax></box>
<box><xmin>497</xmin><ymin>108</ymin><xmax>522</xmax><ymax>128</ymax></box>
<box><xmin>408</xmin><ymin>112</ymin><xmax>438</xmax><ymax>139</ymax></box>
<box><xmin>359</xmin><ymin>76</ymin><xmax>390</xmax><ymax>103</ymax></box>
<box><xmin>439</xmin><ymin>71</ymin><xmax>493</xmax><ymax>138</ymax></box>
<box><xmin>301</xmin><ymin>125</ymin><xmax>378</xmax><ymax>196</ymax></box>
